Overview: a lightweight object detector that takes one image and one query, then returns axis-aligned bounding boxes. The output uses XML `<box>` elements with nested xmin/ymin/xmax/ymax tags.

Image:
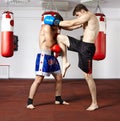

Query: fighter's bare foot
<box><xmin>62</xmin><ymin>62</ymin><xmax>70</xmax><ymax>77</ymax></box>
<box><xmin>55</xmin><ymin>101</ymin><xmax>69</xmax><ymax>105</ymax></box>
<box><xmin>86</xmin><ymin>104</ymin><xmax>98</xmax><ymax>111</ymax></box>
<box><xmin>27</xmin><ymin>104</ymin><xmax>35</xmax><ymax>110</ymax></box>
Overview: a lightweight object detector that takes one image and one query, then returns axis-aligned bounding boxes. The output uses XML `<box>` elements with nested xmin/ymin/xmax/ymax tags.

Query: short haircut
<box><xmin>73</xmin><ymin>4</ymin><xmax>88</xmax><ymax>16</ymax></box>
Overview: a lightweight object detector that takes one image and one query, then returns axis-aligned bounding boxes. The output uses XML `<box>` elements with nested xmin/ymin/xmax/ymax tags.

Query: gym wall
<box><xmin>0</xmin><ymin>7</ymin><xmax>120</xmax><ymax>79</ymax></box>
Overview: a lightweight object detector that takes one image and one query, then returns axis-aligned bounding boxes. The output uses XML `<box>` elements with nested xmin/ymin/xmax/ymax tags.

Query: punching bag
<box><xmin>93</xmin><ymin>13</ymin><xmax>106</xmax><ymax>60</ymax></box>
<box><xmin>1</xmin><ymin>11</ymin><xmax>14</xmax><ymax>57</ymax></box>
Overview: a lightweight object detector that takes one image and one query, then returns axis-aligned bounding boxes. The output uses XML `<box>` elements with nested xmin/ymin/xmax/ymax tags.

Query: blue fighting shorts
<box><xmin>35</xmin><ymin>50</ymin><xmax>61</xmax><ymax>76</ymax></box>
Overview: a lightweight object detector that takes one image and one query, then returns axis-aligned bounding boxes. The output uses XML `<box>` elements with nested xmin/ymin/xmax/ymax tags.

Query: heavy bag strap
<box><xmin>95</xmin><ymin>4</ymin><xmax>102</xmax><ymax>13</ymax></box>
<box><xmin>94</xmin><ymin>0</ymin><xmax>103</xmax><ymax>14</ymax></box>
<box><xmin>44</xmin><ymin>0</ymin><xmax>58</xmax><ymax>12</ymax></box>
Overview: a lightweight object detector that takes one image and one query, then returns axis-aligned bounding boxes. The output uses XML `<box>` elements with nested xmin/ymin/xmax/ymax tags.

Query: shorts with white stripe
<box><xmin>35</xmin><ymin>50</ymin><xmax>61</xmax><ymax>76</ymax></box>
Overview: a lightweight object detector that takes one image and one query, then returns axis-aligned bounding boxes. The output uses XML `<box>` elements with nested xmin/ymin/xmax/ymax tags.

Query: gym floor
<box><xmin>0</xmin><ymin>79</ymin><xmax>120</xmax><ymax>121</ymax></box>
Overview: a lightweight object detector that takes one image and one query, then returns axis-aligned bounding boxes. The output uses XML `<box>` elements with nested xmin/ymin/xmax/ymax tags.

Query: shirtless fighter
<box><xmin>27</xmin><ymin>12</ymin><xmax>69</xmax><ymax>109</ymax></box>
<box><xmin>44</xmin><ymin>4</ymin><xmax>99</xmax><ymax>111</ymax></box>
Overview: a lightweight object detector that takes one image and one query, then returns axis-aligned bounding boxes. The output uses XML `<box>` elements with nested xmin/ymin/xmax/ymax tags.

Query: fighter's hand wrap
<box><xmin>44</xmin><ymin>16</ymin><xmax>60</xmax><ymax>26</ymax></box>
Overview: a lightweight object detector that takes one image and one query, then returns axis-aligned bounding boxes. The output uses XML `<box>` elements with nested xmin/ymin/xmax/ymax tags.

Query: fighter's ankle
<box><xmin>27</xmin><ymin>98</ymin><xmax>33</xmax><ymax>105</ymax></box>
<box><xmin>55</xmin><ymin>96</ymin><xmax>63</xmax><ymax>104</ymax></box>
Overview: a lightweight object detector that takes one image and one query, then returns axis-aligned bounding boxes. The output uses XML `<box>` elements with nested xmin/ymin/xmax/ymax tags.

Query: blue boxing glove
<box><xmin>44</xmin><ymin>16</ymin><xmax>60</xmax><ymax>26</ymax></box>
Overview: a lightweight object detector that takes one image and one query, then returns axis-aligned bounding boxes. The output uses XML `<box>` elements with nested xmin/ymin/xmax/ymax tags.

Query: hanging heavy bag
<box><xmin>1</xmin><ymin>11</ymin><xmax>14</xmax><ymax>57</ymax></box>
<box><xmin>93</xmin><ymin>13</ymin><xmax>106</xmax><ymax>60</ymax></box>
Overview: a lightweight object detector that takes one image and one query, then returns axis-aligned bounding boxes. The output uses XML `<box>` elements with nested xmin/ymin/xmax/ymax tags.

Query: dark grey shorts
<box><xmin>67</xmin><ymin>36</ymin><xmax>95</xmax><ymax>73</ymax></box>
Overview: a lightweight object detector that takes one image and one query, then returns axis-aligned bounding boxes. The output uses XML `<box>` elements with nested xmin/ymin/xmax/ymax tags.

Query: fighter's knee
<box><xmin>57</xmin><ymin>35</ymin><xmax>70</xmax><ymax>47</ymax></box>
<box><xmin>57</xmin><ymin>76</ymin><xmax>62</xmax><ymax>82</ymax></box>
<box><xmin>34</xmin><ymin>76</ymin><xmax>43</xmax><ymax>85</ymax></box>
<box><xmin>84</xmin><ymin>73</ymin><xmax>92</xmax><ymax>80</ymax></box>
<box><xmin>56</xmin><ymin>75</ymin><xmax>62</xmax><ymax>83</ymax></box>
<box><xmin>57</xmin><ymin>34</ymin><xmax>62</xmax><ymax>42</ymax></box>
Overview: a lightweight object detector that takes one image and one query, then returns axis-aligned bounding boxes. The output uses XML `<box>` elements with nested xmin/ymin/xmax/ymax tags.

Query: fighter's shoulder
<box><xmin>87</xmin><ymin>12</ymin><xmax>97</xmax><ymax>21</ymax></box>
<box><xmin>41</xmin><ymin>24</ymin><xmax>51</xmax><ymax>31</ymax></box>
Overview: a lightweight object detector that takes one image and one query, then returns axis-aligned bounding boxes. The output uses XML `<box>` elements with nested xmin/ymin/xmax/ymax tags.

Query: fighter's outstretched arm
<box><xmin>61</xmin><ymin>24</ymin><xmax>82</xmax><ymax>30</ymax></box>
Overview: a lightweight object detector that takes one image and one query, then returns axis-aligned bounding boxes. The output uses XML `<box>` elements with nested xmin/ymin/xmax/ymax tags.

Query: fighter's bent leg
<box><xmin>57</xmin><ymin>34</ymin><xmax>70</xmax><ymax>47</ymax></box>
<box><xmin>57</xmin><ymin>34</ymin><xmax>70</xmax><ymax>77</ymax></box>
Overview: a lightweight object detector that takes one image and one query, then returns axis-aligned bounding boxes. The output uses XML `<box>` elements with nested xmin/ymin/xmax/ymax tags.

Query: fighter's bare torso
<box><xmin>39</xmin><ymin>24</ymin><xmax>58</xmax><ymax>50</ymax></box>
<box><xmin>59</xmin><ymin>11</ymin><xmax>99</xmax><ymax>43</ymax></box>
<box><xmin>82</xmin><ymin>12</ymin><xmax>99</xmax><ymax>43</ymax></box>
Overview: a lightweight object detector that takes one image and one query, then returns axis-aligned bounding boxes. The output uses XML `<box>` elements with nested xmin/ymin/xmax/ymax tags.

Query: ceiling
<box><xmin>0</xmin><ymin>0</ymin><xmax>120</xmax><ymax>10</ymax></box>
